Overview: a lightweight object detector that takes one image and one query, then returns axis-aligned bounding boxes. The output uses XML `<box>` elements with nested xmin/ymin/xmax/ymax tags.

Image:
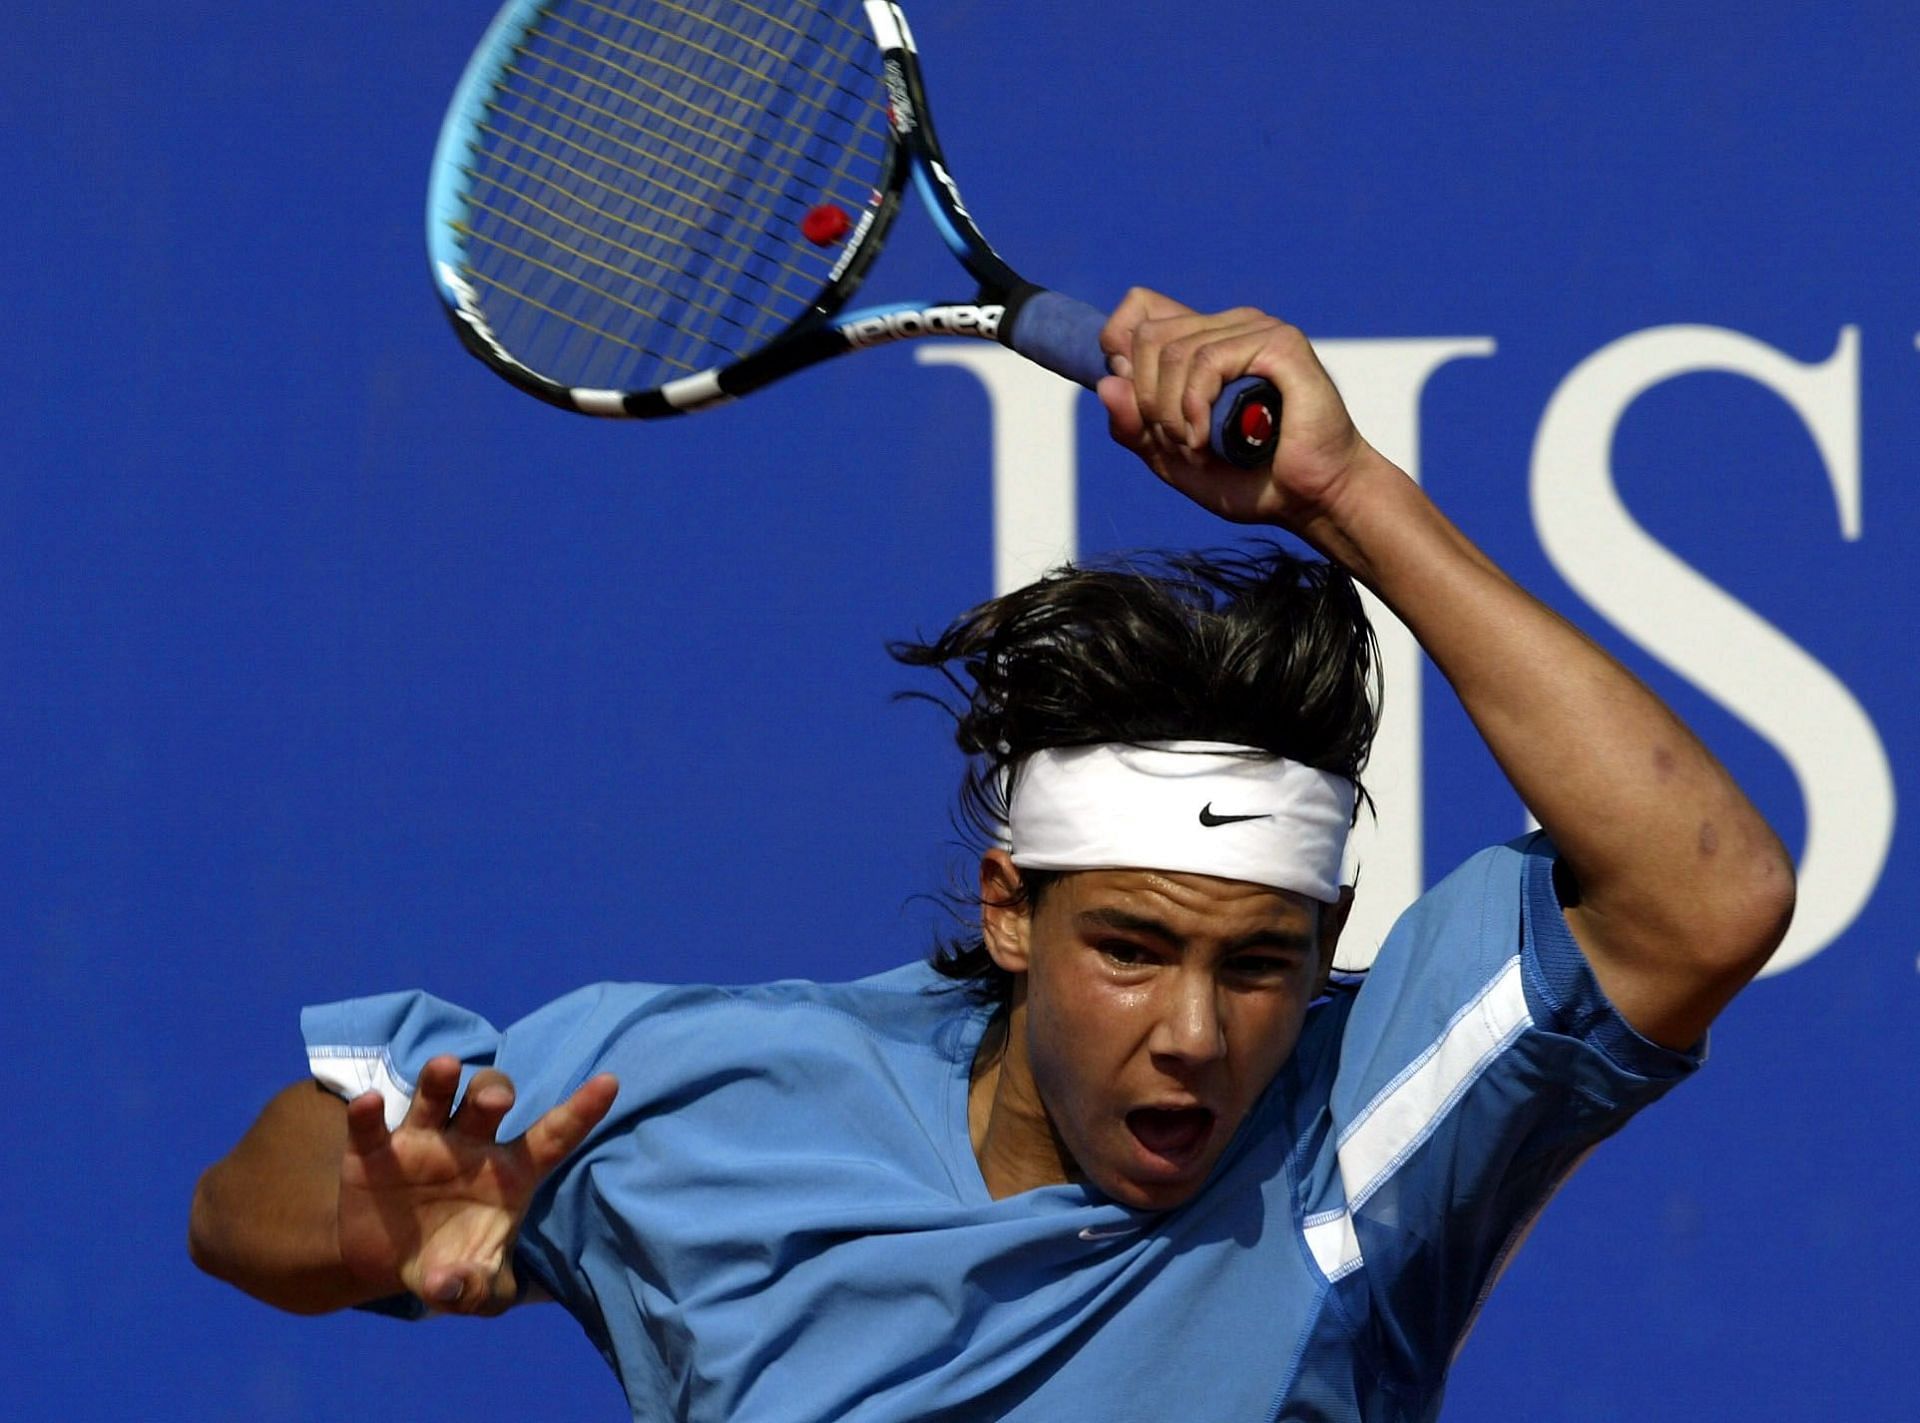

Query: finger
<box><xmin>1099</xmin><ymin>286</ymin><xmax>1197</xmax><ymax>371</ymax></box>
<box><xmin>1146</xmin><ymin>314</ymin><xmax>1276</xmax><ymax>450</ymax></box>
<box><xmin>1132</xmin><ymin>311</ymin><xmax>1234</xmax><ymax>437</ymax></box>
<box><xmin>344</xmin><ymin>1090</ymin><xmax>393</xmax><ymax>1159</ymax></box>
<box><xmin>404</xmin><ymin>1055</ymin><xmax>464</xmax><ymax>1133</ymax></box>
<box><xmin>1173</xmin><ymin>316</ymin><xmax>1286</xmax><ymax>450</ymax></box>
<box><xmin>450</xmin><ymin>1068</ymin><xmax>517</xmax><ymax>1144</ymax></box>
<box><xmin>519</xmin><ymin>1073</ymin><xmax>620</xmax><ymax>1176</ymax></box>
<box><xmin>420</xmin><ymin>1261</ymin><xmax>494</xmax><ymax>1315</ymax></box>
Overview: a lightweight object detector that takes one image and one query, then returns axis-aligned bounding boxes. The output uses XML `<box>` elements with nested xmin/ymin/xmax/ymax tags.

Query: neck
<box><xmin>969</xmin><ymin>988</ymin><xmax>1078</xmax><ymax>1199</ymax></box>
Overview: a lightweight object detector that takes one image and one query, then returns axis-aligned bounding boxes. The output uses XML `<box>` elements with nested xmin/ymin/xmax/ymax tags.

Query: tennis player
<box><xmin>191</xmin><ymin>290</ymin><xmax>1794</xmax><ymax>1420</ymax></box>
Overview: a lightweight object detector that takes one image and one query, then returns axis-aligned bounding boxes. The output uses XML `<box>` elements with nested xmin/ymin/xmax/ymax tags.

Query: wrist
<box><xmin>1282</xmin><ymin>444</ymin><xmax>1416</xmax><ymax>580</ymax></box>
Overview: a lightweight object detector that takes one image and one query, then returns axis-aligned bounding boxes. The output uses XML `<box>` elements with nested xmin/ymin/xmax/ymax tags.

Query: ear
<box><xmin>1312</xmin><ymin>886</ymin><xmax>1356</xmax><ymax>996</ymax></box>
<box><xmin>979</xmin><ymin>849</ymin><xmax>1034</xmax><ymax>975</ymax></box>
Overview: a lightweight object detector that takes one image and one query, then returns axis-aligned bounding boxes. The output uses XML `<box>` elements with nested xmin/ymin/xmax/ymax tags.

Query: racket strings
<box><xmin>451</xmin><ymin>0</ymin><xmax>889</xmax><ymax>390</ymax></box>
<box><xmin>484</xmin><ymin>46</ymin><xmax>855</xmax><ymax>301</ymax></box>
<box><xmin>532</xmin><ymin>14</ymin><xmax>855</xmax><ymax>182</ymax></box>
<box><xmin>460</xmin><ymin>265</ymin><xmax>688</xmax><ymax>369</ymax></box>
<box><xmin>480</xmin><ymin>64</ymin><xmax>823</xmax><ymax>310</ymax></box>
<box><xmin>456</xmin><ymin>191</ymin><xmax>746</xmax><ymax>341</ymax></box>
<box><xmin>575</xmin><ymin>0</ymin><xmax>874</xmax><ymax>109</ymax></box>
<box><xmin>482</xmin><ymin>62</ymin><xmax>864</xmax><ymax>369</ymax></box>
<box><xmin>468</xmin><ymin>129</ymin><xmax>824</xmax><ymax>312</ymax></box>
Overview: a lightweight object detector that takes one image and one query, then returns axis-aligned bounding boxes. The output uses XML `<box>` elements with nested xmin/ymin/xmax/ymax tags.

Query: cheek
<box><xmin>1225</xmin><ymin>997</ymin><xmax>1310</xmax><ymax>1088</ymax></box>
<box><xmin>1025</xmin><ymin>966</ymin><xmax>1145</xmax><ymax>1107</ymax></box>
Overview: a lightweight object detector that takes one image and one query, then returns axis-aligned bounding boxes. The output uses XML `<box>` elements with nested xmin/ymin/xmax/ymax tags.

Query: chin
<box><xmin>1091</xmin><ymin>1158</ymin><xmax>1214</xmax><ymax>1211</ymax></box>
<box><xmin>1124</xmin><ymin>1181</ymin><xmax>1196</xmax><ymax>1210</ymax></box>
<box><xmin>1107</xmin><ymin>1176</ymin><xmax>1206</xmax><ymax>1212</ymax></box>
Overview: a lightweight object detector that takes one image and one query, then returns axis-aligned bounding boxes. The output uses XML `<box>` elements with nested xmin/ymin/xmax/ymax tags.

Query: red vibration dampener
<box><xmin>801</xmin><ymin>204</ymin><xmax>852</xmax><ymax>246</ymax></box>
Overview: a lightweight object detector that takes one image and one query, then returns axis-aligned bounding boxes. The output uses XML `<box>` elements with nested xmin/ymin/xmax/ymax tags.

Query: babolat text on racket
<box><xmin>427</xmin><ymin>0</ymin><xmax>1281</xmax><ymax>466</ymax></box>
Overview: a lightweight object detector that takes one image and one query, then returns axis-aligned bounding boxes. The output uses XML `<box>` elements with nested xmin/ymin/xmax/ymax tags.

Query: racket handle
<box><xmin>1006</xmin><ymin>290</ymin><xmax>1282</xmax><ymax>469</ymax></box>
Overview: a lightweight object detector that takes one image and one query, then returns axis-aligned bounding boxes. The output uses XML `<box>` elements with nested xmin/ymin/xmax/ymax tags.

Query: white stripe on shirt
<box><xmin>1303</xmin><ymin>956</ymin><xmax>1534</xmax><ymax>1280</ymax></box>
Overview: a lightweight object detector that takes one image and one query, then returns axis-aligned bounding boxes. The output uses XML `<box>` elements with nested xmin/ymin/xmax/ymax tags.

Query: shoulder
<box><xmin>1337</xmin><ymin>836</ymin><xmax>1541</xmax><ymax>1037</ymax></box>
<box><xmin>696</xmin><ymin>961</ymin><xmax>987</xmax><ymax>1066</ymax></box>
<box><xmin>301</xmin><ymin>964</ymin><xmax>983</xmax><ymax>1123</ymax></box>
<box><xmin>539</xmin><ymin>962</ymin><xmax>987</xmax><ymax>1087</ymax></box>
<box><xmin>1347</xmin><ymin>833</ymin><xmax>1700</xmax><ymax>1088</ymax></box>
<box><xmin>1388</xmin><ymin>835</ymin><xmax>1541</xmax><ymax>946</ymax></box>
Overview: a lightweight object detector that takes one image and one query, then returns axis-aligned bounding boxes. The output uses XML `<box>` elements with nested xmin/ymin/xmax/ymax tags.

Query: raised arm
<box><xmin>1097</xmin><ymin>290</ymin><xmax>1795</xmax><ymax>1049</ymax></box>
<box><xmin>190</xmin><ymin>1057</ymin><xmax>617</xmax><ymax>1315</ymax></box>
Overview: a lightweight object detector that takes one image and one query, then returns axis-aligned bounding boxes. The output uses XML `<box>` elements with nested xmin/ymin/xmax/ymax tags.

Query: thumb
<box><xmin>1097</xmin><ymin>374</ymin><xmax>1146</xmax><ymax>450</ymax></box>
<box><xmin>421</xmin><ymin>1260</ymin><xmax>497</xmax><ymax>1315</ymax></box>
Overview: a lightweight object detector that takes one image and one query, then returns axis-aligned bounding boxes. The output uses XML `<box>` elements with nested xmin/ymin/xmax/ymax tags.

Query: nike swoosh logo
<box><xmin>1077</xmin><ymin>1224</ymin><xmax>1144</xmax><ymax>1242</ymax></box>
<box><xmin>1198</xmin><ymin>802</ymin><xmax>1272</xmax><ymax>827</ymax></box>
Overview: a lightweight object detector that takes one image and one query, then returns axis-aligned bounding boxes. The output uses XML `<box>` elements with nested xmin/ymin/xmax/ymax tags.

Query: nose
<box><xmin>1148</xmin><ymin>969</ymin><xmax>1226</xmax><ymax>1067</ymax></box>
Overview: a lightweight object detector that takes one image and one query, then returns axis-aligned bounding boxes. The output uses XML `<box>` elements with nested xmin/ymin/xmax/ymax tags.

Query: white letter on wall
<box><xmin>914</xmin><ymin>346</ymin><xmax>1080</xmax><ymax>595</ymax></box>
<box><xmin>1315</xmin><ymin>340</ymin><xmax>1498</xmax><ymax>966</ymax></box>
<box><xmin>1531</xmin><ymin>325</ymin><xmax>1892</xmax><ymax>974</ymax></box>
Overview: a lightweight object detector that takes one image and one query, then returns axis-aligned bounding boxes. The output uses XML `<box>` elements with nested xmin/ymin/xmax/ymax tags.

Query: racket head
<box><xmin>427</xmin><ymin>0</ymin><xmax>902</xmax><ymax>415</ymax></box>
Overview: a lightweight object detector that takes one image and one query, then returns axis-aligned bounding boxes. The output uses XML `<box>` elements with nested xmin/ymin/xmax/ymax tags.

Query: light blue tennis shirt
<box><xmin>304</xmin><ymin>837</ymin><xmax>1700</xmax><ymax>1422</ymax></box>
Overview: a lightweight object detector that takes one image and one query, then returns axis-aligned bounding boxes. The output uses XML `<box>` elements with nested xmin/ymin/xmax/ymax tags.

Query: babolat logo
<box><xmin>882</xmin><ymin>58</ymin><xmax>915</xmax><ymax>132</ymax></box>
<box><xmin>826</xmin><ymin>206</ymin><xmax>879</xmax><ymax>282</ymax></box>
<box><xmin>838</xmin><ymin>304</ymin><xmax>1005</xmax><ymax>347</ymax></box>
<box><xmin>439</xmin><ymin>261</ymin><xmax>533</xmax><ymax>376</ymax></box>
<box><xmin>929</xmin><ymin>161</ymin><xmax>971</xmax><ymax>221</ymax></box>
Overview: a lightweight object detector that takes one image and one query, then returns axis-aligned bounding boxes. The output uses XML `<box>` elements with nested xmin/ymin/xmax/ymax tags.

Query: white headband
<box><xmin>1006</xmin><ymin>741</ymin><xmax>1354</xmax><ymax>902</ymax></box>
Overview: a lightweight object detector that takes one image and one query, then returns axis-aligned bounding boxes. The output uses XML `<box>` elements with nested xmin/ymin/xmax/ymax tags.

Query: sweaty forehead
<box><xmin>1046</xmin><ymin>866</ymin><xmax>1321</xmax><ymax>940</ymax></box>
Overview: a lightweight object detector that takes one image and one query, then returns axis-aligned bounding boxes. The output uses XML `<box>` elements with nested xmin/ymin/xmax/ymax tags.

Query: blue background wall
<box><xmin>6</xmin><ymin>1</ymin><xmax>1915</xmax><ymax>1417</ymax></box>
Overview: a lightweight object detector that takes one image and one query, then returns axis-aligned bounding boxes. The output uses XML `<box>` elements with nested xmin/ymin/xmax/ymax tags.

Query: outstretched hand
<box><xmin>336</xmin><ymin>1055</ymin><xmax>618</xmax><ymax>1314</ymax></box>
<box><xmin>1096</xmin><ymin>288</ymin><xmax>1378</xmax><ymax>534</ymax></box>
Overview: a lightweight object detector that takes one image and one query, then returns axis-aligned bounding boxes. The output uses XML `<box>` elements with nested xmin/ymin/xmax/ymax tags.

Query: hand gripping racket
<box><xmin>427</xmin><ymin>0</ymin><xmax>1282</xmax><ymax>467</ymax></box>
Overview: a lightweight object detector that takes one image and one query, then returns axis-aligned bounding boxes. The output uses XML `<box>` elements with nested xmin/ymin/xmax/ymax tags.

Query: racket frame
<box><xmin>428</xmin><ymin>0</ymin><xmax>1277</xmax><ymax>468</ymax></box>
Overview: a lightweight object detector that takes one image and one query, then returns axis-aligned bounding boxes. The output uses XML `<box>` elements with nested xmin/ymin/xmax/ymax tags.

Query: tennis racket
<box><xmin>427</xmin><ymin>0</ymin><xmax>1281</xmax><ymax>467</ymax></box>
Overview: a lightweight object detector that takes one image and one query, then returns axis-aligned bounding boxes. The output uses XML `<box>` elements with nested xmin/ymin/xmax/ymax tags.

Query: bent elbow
<box><xmin>1751</xmin><ymin>847</ymin><xmax>1798</xmax><ymax>963</ymax></box>
<box><xmin>1704</xmin><ymin>834</ymin><xmax>1798</xmax><ymax>983</ymax></box>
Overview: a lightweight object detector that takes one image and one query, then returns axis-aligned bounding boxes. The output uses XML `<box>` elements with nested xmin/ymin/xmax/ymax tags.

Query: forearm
<box><xmin>189</xmin><ymin>1081</ymin><xmax>384</xmax><ymax>1315</ymax></box>
<box><xmin>1093</xmin><ymin>292</ymin><xmax>1792</xmax><ymax>1041</ymax></box>
<box><xmin>1300</xmin><ymin>448</ymin><xmax>1794</xmax><ymax>1044</ymax></box>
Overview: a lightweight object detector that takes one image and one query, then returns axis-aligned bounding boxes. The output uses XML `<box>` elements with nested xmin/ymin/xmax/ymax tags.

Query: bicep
<box><xmin>1557</xmin><ymin>852</ymin><xmax>1787</xmax><ymax>1052</ymax></box>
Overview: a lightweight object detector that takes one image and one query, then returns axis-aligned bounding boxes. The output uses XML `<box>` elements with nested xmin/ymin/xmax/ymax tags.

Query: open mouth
<box><xmin>1126</xmin><ymin>1106</ymin><xmax>1216</xmax><ymax>1168</ymax></box>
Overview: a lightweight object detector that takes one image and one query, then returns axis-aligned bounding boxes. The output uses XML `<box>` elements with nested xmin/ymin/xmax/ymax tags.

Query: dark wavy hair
<box><xmin>890</xmin><ymin>543</ymin><xmax>1380</xmax><ymax>1005</ymax></box>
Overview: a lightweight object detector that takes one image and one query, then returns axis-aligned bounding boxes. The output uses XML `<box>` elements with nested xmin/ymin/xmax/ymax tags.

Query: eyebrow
<box><xmin>1074</xmin><ymin>906</ymin><xmax>1317</xmax><ymax>955</ymax></box>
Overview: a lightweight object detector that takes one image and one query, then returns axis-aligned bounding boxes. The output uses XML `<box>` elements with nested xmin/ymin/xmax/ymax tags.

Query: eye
<box><xmin>1097</xmin><ymin>940</ymin><xmax>1154</xmax><ymax>967</ymax></box>
<box><xmin>1226</xmin><ymin>954</ymin><xmax>1300</xmax><ymax>979</ymax></box>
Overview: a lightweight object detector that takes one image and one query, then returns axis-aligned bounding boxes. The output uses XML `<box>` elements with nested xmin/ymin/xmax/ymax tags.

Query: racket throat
<box><xmin>833</xmin><ymin>300</ymin><xmax>1011</xmax><ymax>350</ymax></box>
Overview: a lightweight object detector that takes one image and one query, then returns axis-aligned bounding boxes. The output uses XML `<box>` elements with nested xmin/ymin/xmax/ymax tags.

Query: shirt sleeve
<box><xmin>1326</xmin><ymin>833</ymin><xmax>1703</xmax><ymax>1385</ymax></box>
<box><xmin>300</xmin><ymin>982</ymin><xmax>669</xmax><ymax>1325</ymax></box>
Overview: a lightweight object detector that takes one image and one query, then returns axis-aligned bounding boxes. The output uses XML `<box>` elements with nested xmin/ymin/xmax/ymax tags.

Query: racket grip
<box><xmin>1006</xmin><ymin>291</ymin><xmax>1282</xmax><ymax>469</ymax></box>
<box><xmin>1006</xmin><ymin>290</ymin><xmax>1113</xmax><ymax>388</ymax></box>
